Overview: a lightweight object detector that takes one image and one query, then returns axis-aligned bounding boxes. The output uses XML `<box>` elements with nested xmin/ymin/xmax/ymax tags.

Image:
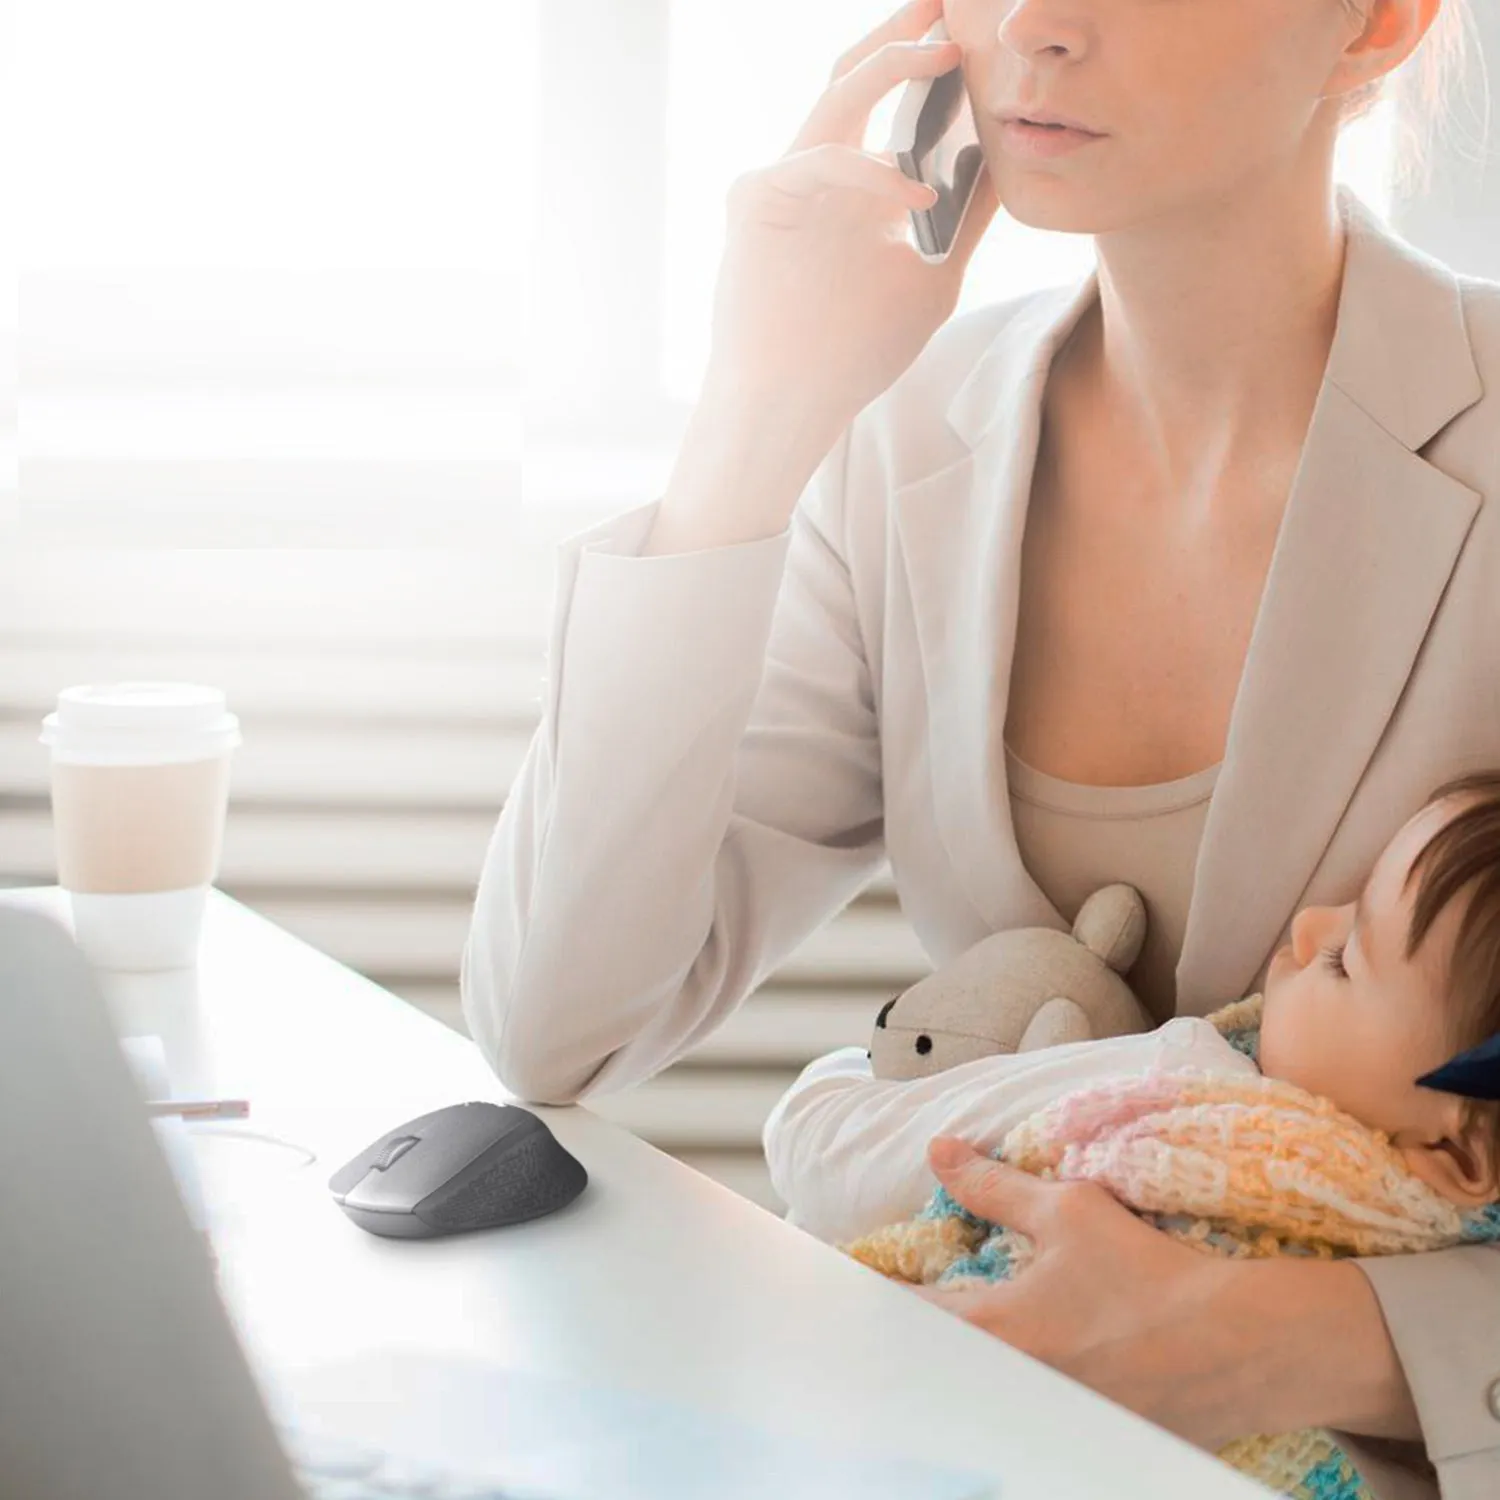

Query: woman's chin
<box><xmin>988</xmin><ymin>176</ymin><xmax>1100</xmax><ymax>233</ymax></box>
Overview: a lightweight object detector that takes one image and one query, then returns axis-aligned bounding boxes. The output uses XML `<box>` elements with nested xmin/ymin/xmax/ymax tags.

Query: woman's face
<box><xmin>941</xmin><ymin>0</ymin><xmax>1378</xmax><ymax>230</ymax></box>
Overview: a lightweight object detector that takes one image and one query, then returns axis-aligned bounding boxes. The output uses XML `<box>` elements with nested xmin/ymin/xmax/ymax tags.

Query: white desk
<box><xmin>2</xmin><ymin>884</ymin><xmax>1263</xmax><ymax>1498</ymax></box>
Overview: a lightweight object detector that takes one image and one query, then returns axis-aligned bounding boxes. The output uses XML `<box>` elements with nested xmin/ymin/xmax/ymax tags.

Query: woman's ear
<box><xmin>1399</xmin><ymin>1106</ymin><xmax>1500</xmax><ymax>1207</ymax></box>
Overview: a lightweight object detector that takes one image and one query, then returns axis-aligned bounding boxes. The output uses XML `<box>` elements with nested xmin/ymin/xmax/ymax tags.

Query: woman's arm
<box><xmin>762</xmin><ymin>1018</ymin><xmax>1252</xmax><ymax>1244</ymax></box>
<box><xmin>818</xmin><ymin>1084</ymin><xmax>1497</xmax><ymax>1500</ymax></box>
<box><xmin>461</xmin><ymin>424</ymin><xmax>891</xmax><ymax>1105</ymax></box>
<box><xmin>1339</xmin><ymin>1246</ymin><xmax>1500</xmax><ymax>1499</ymax></box>
<box><xmin>1215</xmin><ymin>1255</ymin><xmax>1422</xmax><ymax>1441</ymax></box>
<box><xmin>1223</xmin><ymin>1245</ymin><xmax>1500</xmax><ymax>1495</ymax></box>
<box><xmin>1115</xmin><ymin>1231</ymin><xmax>1500</xmax><ymax>1500</ymax></box>
<box><xmin>907</xmin><ymin>1140</ymin><xmax>1478</xmax><ymax>1495</ymax></box>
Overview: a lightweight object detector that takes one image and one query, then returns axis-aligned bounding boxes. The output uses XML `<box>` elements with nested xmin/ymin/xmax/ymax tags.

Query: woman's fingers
<box><xmin>755</xmin><ymin>143</ymin><xmax>939</xmax><ymax>211</ymax></box>
<box><xmin>793</xmin><ymin>32</ymin><xmax>960</xmax><ymax>153</ymax></box>
<box><xmin>927</xmin><ymin>1140</ymin><xmax>1065</xmax><ymax>1238</ymax></box>
<box><xmin>827</xmin><ymin>0</ymin><xmax>944</xmax><ymax>83</ymax></box>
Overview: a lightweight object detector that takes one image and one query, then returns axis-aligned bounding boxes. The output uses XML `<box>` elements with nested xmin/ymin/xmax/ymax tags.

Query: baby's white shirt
<box><xmin>761</xmin><ymin>1016</ymin><xmax>1260</xmax><ymax>1246</ymax></box>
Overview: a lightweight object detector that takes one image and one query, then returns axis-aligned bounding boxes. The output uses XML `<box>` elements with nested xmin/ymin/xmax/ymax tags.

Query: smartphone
<box><xmin>886</xmin><ymin>20</ymin><xmax>986</xmax><ymax>261</ymax></box>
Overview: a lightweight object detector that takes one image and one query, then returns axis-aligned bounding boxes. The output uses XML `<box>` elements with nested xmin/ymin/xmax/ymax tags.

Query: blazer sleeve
<box><xmin>1332</xmin><ymin>1244</ymin><xmax>1500</xmax><ymax>1500</ymax></box>
<box><xmin>460</xmin><ymin>424</ymin><xmax>889</xmax><ymax>1104</ymax></box>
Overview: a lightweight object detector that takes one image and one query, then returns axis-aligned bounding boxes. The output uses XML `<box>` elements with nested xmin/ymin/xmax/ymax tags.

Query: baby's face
<box><xmin>1259</xmin><ymin>797</ymin><xmax>1497</xmax><ymax>1205</ymax></box>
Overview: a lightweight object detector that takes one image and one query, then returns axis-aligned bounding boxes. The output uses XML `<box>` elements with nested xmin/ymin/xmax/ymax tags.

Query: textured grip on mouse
<box><xmin>420</xmin><ymin>1129</ymin><xmax>588</xmax><ymax>1232</ymax></box>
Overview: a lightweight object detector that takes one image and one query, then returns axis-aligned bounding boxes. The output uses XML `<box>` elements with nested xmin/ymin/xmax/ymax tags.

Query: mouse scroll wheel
<box><xmin>373</xmin><ymin>1135</ymin><xmax>421</xmax><ymax>1172</ymax></box>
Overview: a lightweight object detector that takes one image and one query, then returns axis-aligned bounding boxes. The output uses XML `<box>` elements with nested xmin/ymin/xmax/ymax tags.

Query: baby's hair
<box><xmin>1405</xmin><ymin>769</ymin><xmax>1500</xmax><ymax>1175</ymax></box>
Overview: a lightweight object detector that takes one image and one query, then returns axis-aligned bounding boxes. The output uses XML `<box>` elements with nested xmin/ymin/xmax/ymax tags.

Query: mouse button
<box><xmin>327</xmin><ymin>1134</ymin><xmax>403</xmax><ymax>1196</ymax></box>
<box><xmin>373</xmin><ymin>1135</ymin><xmax>420</xmax><ymax>1172</ymax></box>
<box><xmin>326</xmin><ymin>1104</ymin><xmax>460</xmax><ymax>1196</ymax></box>
<box><xmin>346</xmin><ymin>1107</ymin><xmax>516</xmax><ymax>1213</ymax></box>
<box><xmin>343</xmin><ymin>1153</ymin><xmax>433</xmax><ymax>1214</ymax></box>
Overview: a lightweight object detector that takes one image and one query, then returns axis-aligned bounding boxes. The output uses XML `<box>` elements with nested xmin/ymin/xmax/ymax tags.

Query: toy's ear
<box><xmin>1072</xmin><ymin>884</ymin><xmax>1147</xmax><ymax>975</ymax></box>
<box><xmin>1019</xmin><ymin>996</ymin><xmax>1094</xmax><ymax>1051</ymax></box>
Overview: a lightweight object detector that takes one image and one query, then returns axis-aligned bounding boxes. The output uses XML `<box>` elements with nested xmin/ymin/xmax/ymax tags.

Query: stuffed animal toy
<box><xmin>869</xmin><ymin>883</ymin><xmax>1155</xmax><ymax>1081</ymax></box>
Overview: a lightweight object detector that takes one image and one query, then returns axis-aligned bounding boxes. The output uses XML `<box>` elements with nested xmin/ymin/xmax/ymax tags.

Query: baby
<box><xmin>763</xmin><ymin>769</ymin><xmax>1500</xmax><ymax>1246</ymax></box>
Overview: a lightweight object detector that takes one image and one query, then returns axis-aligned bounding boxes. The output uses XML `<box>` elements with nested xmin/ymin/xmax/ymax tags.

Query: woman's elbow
<box><xmin>460</xmin><ymin>939</ymin><xmax>591</xmax><ymax>1106</ymax></box>
<box><xmin>482</xmin><ymin>1039</ymin><xmax>606</xmax><ymax>1107</ymax></box>
<box><xmin>482</xmin><ymin>1010</ymin><xmax>604</xmax><ymax>1106</ymax></box>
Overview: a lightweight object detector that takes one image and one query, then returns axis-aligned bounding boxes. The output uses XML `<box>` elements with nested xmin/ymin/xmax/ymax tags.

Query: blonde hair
<box><xmin>1336</xmin><ymin>0</ymin><xmax>1492</xmax><ymax>196</ymax></box>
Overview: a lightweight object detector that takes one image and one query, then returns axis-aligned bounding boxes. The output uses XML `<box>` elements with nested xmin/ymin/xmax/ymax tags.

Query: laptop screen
<box><xmin>0</xmin><ymin>905</ymin><xmax>305</xmax><ymax>1500</ymax></box>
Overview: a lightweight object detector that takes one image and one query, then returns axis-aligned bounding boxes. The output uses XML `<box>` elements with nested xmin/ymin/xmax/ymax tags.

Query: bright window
<box><xmin>16</xmin><ymin>0</ymin><xmax>1401</xmax><ymax>538</ymax></box>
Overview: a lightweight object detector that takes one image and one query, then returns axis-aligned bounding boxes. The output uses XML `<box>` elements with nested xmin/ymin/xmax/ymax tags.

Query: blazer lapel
<box><xmin>894</xmin><ymin>184</ymin><xmax>1485</xmax><ymax>1011</ymax></box>
<box><xmin>1174</xmin><ymin>187</ymin><xmax>1484</xmax><ymax>1011</ymax></box>
<box><xmin>895</xmin><ymin>271</ymin><xmax>1099</xmax><ymax>935</ymax></box>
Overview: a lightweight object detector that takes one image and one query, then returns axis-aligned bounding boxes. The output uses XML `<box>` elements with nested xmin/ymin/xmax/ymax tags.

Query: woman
<box><xmin>463</xmin><ymin>3</ymin><xmax>1498</xmax><ymax>1496</ymax></box>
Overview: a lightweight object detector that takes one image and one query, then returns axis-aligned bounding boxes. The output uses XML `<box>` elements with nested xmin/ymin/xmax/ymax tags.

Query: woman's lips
<box><xmin>999</xmin><ymin>119</ymin><xmax>1106</xmax><ymax>158</ymax></box>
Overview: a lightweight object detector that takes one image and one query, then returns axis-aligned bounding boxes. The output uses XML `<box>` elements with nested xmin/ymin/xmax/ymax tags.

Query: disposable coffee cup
<box><xmin>40</xmin><ymin>683</ymin><xmax>242</xmax><ymax>971</ymax></box>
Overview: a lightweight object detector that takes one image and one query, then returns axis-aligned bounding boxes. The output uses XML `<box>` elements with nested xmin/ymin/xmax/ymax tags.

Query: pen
<box><xmin>144</xmin><ymin>1098</ymin><xmax>251</xmax><ymax>1121</ymax></box>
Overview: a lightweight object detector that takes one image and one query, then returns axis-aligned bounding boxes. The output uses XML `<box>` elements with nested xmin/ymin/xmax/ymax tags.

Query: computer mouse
<box><xmin>327</xmin><ymin>1101</ymin><xmax>588</xmax><ymax>1239</ymax></box>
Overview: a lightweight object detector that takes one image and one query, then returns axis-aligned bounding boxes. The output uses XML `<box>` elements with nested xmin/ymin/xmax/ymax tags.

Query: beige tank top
<box><xmin>1004</xmin><ymin>742</ymin><xmax>1222</xmax><ymax>1026</ymax></box>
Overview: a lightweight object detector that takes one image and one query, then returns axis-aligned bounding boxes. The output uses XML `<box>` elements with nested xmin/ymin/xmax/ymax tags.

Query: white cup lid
<box><xmin>41</xmin><ymin>682</ymin><xmax>242</xmax><ymax>765</ymax></box>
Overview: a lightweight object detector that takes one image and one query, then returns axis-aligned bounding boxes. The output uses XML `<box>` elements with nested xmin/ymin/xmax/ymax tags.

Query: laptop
<box><xmin>0</xmin><ymin>904</ymin><xmax>1000</xmax><ymax>1500</ymax></box>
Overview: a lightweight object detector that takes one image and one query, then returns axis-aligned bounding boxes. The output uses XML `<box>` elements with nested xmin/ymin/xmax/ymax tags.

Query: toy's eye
<box><xmin>915</xmin><ymin>1035</ymin><xmax>932</xmax><ymax>1055</ymax></box>
<box><xmin>875</xmin><ymin>996</ymin><xmax>900</xmax><ymax>1030</ymax></box>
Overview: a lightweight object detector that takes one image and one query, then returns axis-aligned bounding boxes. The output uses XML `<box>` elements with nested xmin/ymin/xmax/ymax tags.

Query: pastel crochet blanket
<box><xmin>840</xmin><ymin>994</ymin><xmax>1500</xmax><ymax>1500</ymax></box>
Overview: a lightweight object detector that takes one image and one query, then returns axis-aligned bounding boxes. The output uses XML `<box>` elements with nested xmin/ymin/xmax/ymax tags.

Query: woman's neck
<box><xmin>1064</xmin><ymin>178</ymin><xmax>1351</xmax><ymax>514</ymax></box>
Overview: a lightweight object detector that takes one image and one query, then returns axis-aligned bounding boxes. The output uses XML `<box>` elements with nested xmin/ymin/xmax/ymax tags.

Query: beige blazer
<box><xmin>463</xmin><ymin>182</ymin><xmax>1500</xmax><ymax>1500</ymax></box>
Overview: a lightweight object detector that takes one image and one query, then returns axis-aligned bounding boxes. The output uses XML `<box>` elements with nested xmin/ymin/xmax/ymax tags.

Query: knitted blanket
<box><xmin>840</xmin><ymin>994</ymin><xmax>1500</xmax><ymax>1500</ymax></box>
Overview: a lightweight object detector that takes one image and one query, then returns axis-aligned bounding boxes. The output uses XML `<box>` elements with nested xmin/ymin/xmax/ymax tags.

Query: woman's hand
<box><xmin>904</xmin><ymin>1136</ymin><xmax>1255</xmax><ymax>1453</ymax></box>
<box><xmin>701</xmin><ymin>0</ymin><xmax>1001</xmax><ymax>448</ymax></box>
